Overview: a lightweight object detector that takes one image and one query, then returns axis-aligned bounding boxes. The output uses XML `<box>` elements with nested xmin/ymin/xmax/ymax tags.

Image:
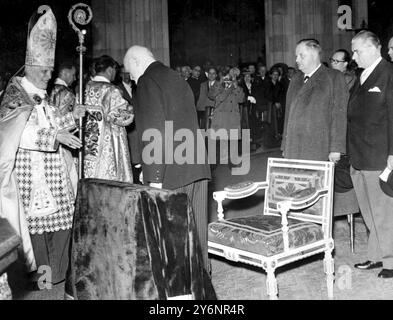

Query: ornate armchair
<box><xmin>208</xmin><ymin>158</ymin><xmax>335</xmax><ymax>299</ymax></box>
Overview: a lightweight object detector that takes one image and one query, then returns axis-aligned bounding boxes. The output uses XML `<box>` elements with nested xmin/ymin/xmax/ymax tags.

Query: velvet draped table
<box><xmin>66</xmin><ymin>179</ymin><xmax>216</xmax><ymax>300</ymax></box>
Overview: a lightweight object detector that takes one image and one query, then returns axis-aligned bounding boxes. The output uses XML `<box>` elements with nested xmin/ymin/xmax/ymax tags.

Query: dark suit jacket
<box><xmin>187</xmin><ymin>77</ymin><xmax>203</xmax><ymax>105</ymax></box>
<box><xmin>135</xmin><ymin>61</ymin><xmax>211</xmax><ymax>189</ymax></box>
<box><xmin>118</xmin><ymin>81</ymin><xmax>134</xmax><ymax>105</ymax></box>
<box><xmin>252</xmin><ymin>76</ymin><xmax>270</xmax><ymax>112</ymax></box>
<box><xmin>348</xmin><ymin>59</ymin><xmax>393</xmax><ymax>170</ymax></box>
<box><xmin>118</xmin><ymin>81</ymin><xmax>141</xmax><ymax>164</ymax></box>
<box><xmin>282</xmin><ymin>64</ymin><xmax>348</xmax><ymax>161</ymax></box>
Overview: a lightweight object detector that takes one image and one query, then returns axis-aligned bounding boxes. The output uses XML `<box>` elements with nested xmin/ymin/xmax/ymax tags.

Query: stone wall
<box><xmin>264</xmin><ymin>0</ymin><xmax>368</xmax><ymax>68</ymax></box>
<box><xmin>91</xmin><ymin>0</ymin><xmax>170</xmax><ymax>66</ymax></box>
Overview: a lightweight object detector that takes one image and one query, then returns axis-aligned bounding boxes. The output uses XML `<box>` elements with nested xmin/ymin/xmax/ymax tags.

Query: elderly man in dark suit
<box><xmin>123</xmin><ymin>46</ymin><xmax>212</xmax><ymax>273</ymax></box>
<box><xmin>349</xmin><ymin>31</ymin><xmax>393</xmax><ymax>278</ymax></box>
<box><xmin>282</xmin><ymin>39</ymin><xmax>348</xmax><ymax>162</ymax></box>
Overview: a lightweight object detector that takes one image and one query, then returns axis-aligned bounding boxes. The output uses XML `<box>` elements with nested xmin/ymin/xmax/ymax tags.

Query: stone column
<box><xmin>91</xmin><ymin>0</ymin><xmax>170</xmax><ymax>66</ymax></box>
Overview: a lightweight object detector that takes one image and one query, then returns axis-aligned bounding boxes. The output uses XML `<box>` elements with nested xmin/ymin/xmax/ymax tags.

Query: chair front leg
<box><xmin>324</xmin><ymin>247</ymin><xmax>335</xmax><ymax>299</ymax></box>
<box><xmin>213</xmin><ymin>191</ymin><xmax>227</xmax><ymax>221</ymax></box>
<box><xmin>278</xmin><ymin>201</ymin><xmax>291</xmax><ymax>252</ymax></box>
<box><xmin>264</xmin><ymin>262</ymin><xmax>278</xmax><ymax>300</ymax></box>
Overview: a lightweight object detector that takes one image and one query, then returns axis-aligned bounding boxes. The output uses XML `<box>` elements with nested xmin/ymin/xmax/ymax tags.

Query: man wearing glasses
<box><xmin>330</xmin><ymin>49</ymin><xmax>357</xmax><ymax>90</ymax></box>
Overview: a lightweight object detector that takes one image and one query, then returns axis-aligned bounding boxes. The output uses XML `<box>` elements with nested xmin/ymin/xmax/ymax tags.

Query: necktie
<box><xmin>304</xmin><ymin>76</ymin><xmax>310</xmax><ymax>83</ymax></box>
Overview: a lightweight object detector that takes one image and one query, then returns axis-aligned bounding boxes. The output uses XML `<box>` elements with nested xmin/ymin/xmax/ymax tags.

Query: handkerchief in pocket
<box><xmin>369</xmin><ymin>87</ymin><xmax>381</xmax><ymax>93</ymax></box>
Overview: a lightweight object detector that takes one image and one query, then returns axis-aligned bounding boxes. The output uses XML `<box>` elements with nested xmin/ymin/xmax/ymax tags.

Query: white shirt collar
<box><xmin>54</xmin><ymin>78</ymin><xmax>68</xmax><ymax>87</ymax></box>
<box><xmin>305</xmin><ymin>64</ymin><xmax>322</xmax><ymax>78</ymax></box>
<box><xmin>361</xmin><ymin>57</ymin><xmax>382</xmax><ymax>84</ymax></box>
<box><xmin>122</xmin><ymin>81</ymin><xmax>131</xmax><ymax>88</ymax></box>
<box><xmin>21</xmin><ymin>77</ymin><xmax>47</xmax><ymax>98</ymax></box>
<box><xmin>92</xmin><ymin>75</ymin><xmax>110</xmax><ymax>83</ymax></box>
<box><xmin>122</xmin><ymin>81</ymin><xmax>132</xmax><ymax>97</ymax></box>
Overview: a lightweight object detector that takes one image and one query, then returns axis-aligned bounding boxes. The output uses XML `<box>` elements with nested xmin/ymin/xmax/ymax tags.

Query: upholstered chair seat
<box><xmin>209</xmin><ymin>215</ymin><xmax>323</xmax><ymax>257</ymax></box>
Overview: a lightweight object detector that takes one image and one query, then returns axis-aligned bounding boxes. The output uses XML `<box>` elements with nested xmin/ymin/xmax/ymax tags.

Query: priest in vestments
<box><xmin>83</xmin><ymin>55</ymin><xmax>134</xmax><ymax>183</ymax></box>
<box><xmin>49</xmin><ymin>61</ymin><xmax>77</xmax><ymax>115</ymax></box>
<box><xmin>0</xmin><ymin>6</ymin><xmax>85</xmax><ymax>287</ymax></box>
<box><xmin>49</xmin><ymin>60</ymin><xmax>78</xmax><ymax>192</ymax></box>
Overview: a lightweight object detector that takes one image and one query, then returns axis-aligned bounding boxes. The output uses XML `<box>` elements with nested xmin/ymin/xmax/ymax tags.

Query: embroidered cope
<box><xmin>1</xmin><ymin>77</ymin><xmax>78</xmax><ymax>235</ymax></box>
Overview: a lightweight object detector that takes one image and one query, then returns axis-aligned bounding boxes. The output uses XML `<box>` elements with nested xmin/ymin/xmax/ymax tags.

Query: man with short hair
<box><xmin>248</xmin><ymin>64</ymin><xmax>256</xmax><ymax>79</ymax></box>
<box><xmin>196</xmin><ymin>67</ymin><xmax>219</xmax><ymax>129</ymax></box>
<box><xmin>123</xmin><ymin>46</ymin><xmax>211</xmax><ymax>272</ymax></box>
<box><xmin>330</xmin><ymin>49</ymin><xmax>356</xmax><ymax>90</ymax></box>
<box><xmin>49</xmin><ymin>60</ymin><xmax>78</xmax><ymax>192</ymax></box>
<box><xmin>50</xmin><ymin>61</ymin><xmax>76</xmax><ymax>114</ymax></box>
<box><xmin>117</xmin><ymin>65</ymin><xmax>133</xmax><ymax>102</ymax></box>
<box><xmin>83</xmin><ymin>55</ymin><xmax>134</xmax><ymax>182</ymax></box>
<box><xmin>287</xmin><ymin>67</ymin><xmax>297</xmax><ymax>81</ymax></box>
<box><xmin>251</xmin><ymin>64</ymin><xmax>269</xmax><ymax>135</ymax></box>
<box><xmin>349</xmin><ymin>31</ymin><xmax>393</xmax><ymax>278</ymax></box>
<box><xmin>282</xmin><ymin>39</ymin><xmax>348</xmax><ymax>162</ymax></box>
<box><xmin>187</xmin><ymin>65</ymin><xmax>203</xmax><ymax>105</ymax></box>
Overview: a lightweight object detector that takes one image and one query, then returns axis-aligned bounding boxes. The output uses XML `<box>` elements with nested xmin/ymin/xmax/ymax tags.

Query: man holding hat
<box><xmin>0</xmin><ymin>5</ymin><xmax>85</xmax><ymax>288</ymax></box>
<box><xmin>349</xmin><ymin>31</ymin><xmax>393</xmax><ymax>278</ymax></box>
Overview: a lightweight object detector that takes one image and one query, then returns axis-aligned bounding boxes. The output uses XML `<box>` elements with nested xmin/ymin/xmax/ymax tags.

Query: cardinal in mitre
<box><xmin>0</xmin><ymin>5</ymin><xmax>85</xmax><ymax>289</ymax></box>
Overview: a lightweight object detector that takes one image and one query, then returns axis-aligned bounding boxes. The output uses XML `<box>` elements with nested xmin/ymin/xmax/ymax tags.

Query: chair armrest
<box><xmin>223</xmin><ymin>181</ymin><xmax>268</xmax><ymax>199</ymax></box>
<box><xmin>213</xmin><ymin>181</ymin><xmax>268</xmax><ymax>220</ymax></box>
<box><xmin>277</xmin><ymin>188</ymin><xmax>329</xmax><ymax>213</ymax></box>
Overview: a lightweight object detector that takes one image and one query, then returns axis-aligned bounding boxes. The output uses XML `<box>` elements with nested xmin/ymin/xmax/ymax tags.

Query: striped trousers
<box><xmin>174</xmin><ymin>179</ymin><xmax>210</xmax><ymax>274</ymax></box>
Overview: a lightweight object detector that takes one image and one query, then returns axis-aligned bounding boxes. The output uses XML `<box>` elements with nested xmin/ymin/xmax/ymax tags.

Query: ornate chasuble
<box><xmin>1</xmin><ymin>77</ymin><xmax>77</xmax><ymax>235</ymax></box>
<box><xmin>83</xmin><ymin>80</ymin><xmax>134</xmax><ymax>183</ymax></box>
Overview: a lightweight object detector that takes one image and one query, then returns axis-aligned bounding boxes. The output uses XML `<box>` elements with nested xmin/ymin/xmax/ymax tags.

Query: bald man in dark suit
<box><xmin>124</xmin><ymin>46</ymin><xmax>211</xmax><ymax>273</ymax></box>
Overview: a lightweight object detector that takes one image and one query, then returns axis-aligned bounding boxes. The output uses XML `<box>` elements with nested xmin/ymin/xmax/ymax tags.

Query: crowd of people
<box><xmin>175</xmin><ymin>61</ymin><xmax>293</xmax><ymax>152</ymax></box>
<box><xmin>2</xmin><ymin>3</ymin><xmax>393</xmax><ymax>301</ymax></box>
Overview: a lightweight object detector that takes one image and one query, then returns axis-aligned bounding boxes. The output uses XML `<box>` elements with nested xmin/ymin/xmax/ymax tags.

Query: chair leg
<box><xmin>265</xmin><ymin>266</ymin><xmax>278</xmax><ymax>300</ymax></box>
<box><xmin>348</xmin><ymin>214</ymin><xmax>355</xmax><ymax>253</ymax></box>
<box><xmin>323</xmin><ymin>250</ymin><xmax>335</xmax><ymax>300</ymax></box>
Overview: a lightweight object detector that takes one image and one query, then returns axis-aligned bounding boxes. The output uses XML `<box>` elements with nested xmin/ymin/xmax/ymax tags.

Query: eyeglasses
<box><xmin>330</xmin><ymin>58</ymin><xmax>345</xmax><ymax>64</ymax></box>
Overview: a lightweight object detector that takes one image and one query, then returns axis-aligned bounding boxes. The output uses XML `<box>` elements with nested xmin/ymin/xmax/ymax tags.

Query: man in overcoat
<box><xmin>282</xmin><ymin>39</ymin><xmax>348</xmax><ymax>162</ymax></box>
